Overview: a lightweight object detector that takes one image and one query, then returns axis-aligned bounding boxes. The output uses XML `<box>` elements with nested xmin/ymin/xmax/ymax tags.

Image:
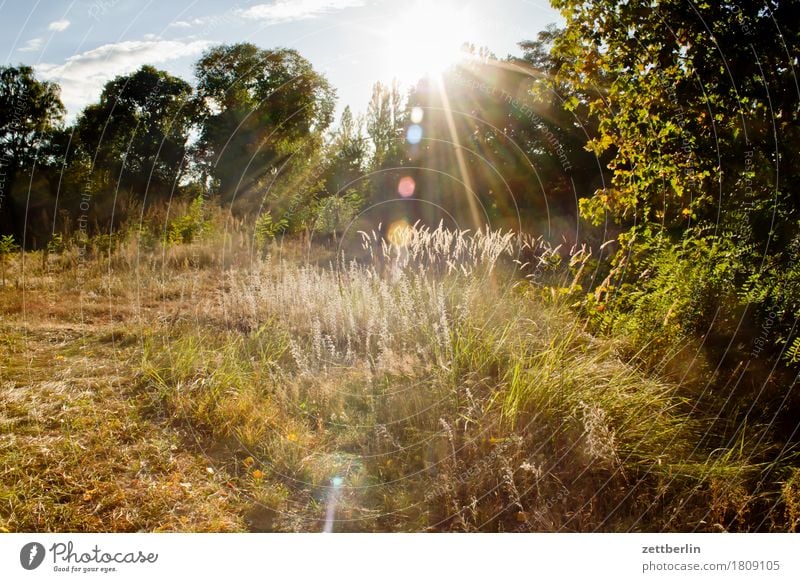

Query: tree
<box><xmin>0</xmin><ymin>65</ymin><xmax>65</xmax><ymax>243</ymax></box>
<box><xmin>0</xmin><ymin>65</ymin><xmax>65</xmax><ymax>170</ymax></box>
<box><xmin>193</xmin><ymin>43</ymin><xmax>335</xmax><ymax>210</ymax></box>
<box><xmin>516</xmin><ymin>26</ymin><xmax>611</xmax><ymax>221</ymax></box>
<box><xmin>550</xmin><ymin>0</ymin><xmax>799</xmax><ymax>232</ymax></box>
<box><xmin>76</xmin><ymin>65</ymin><xmax>195</xmax><ymax>206</ymax></box>
<box><xmin>0</xmin><ymin>234</ymin><xmax>19</xmax><ymax>286</ymax></box>
<box><xmin>366</xmin><ymin>80</ymin><xmax>404</xmax><ymax>169</ymax></box>
<box><xmin>312</xmin><ymin>106</ymin><xmax>368</xmax><ymax>239</ymax></box>
<box><xmin>363</xmin><ymin>44</ymin><xmax>602</xmax><ymax>235</ymax></box>
<box><xmin>325</xmin><ymin>105</ymin><xmax>366</xmax><ymax>195</ymax></box>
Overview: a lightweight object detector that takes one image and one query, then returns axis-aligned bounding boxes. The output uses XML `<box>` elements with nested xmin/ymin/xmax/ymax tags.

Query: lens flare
<box><xmin>410</xmin><ymin>106</ymin><xmax>424</xmax><ymax>124</ymax></box>
<box><xmin>407</xmin><ymin>124</ymin><xmax>423</xmax><ymax>144</ymax></box>
<box><xmin>398</xmin><ymin>176</ymin><xmax>416</xmax><ymax>197</ymax></box>
<box><xmin>323</xmin><ymin>476</ymin><xmax>343</xmax><ymax>533</ymax></box>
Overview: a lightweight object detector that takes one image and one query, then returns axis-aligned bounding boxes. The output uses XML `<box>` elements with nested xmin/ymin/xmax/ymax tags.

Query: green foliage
<box><xmin>0</xmin><ymin>234</ymin><xmax>19</xmax><ymax>286</ymax></box>
<box><xmin>92</xmin><ymin>233</ymin><xmax>119</xmax><ymax>255</ymax></box>
<box><xmin>548</xmin><ymin>0</ymin><xmax>800</xmax><ymax>368</ymax></box>
<box><xmin>76</xmin><ymin>65</ymin><xmax>194</xmax><ymax>203</ymax></box>
<box><xmin>168</xmin><ymin>196</ymin><xmax>208</xmax><ymax>244</ymax></box>
<box><xmin>136</xmin><ymin>226</ymin><xmax>158</xmax><ymax>253</ymax></box>
<box><xmin>254</xmin><ymin>211</ymin><xmax>288</xmax><ymax>248</ymax></box>
<box><xmin>591</xmin><ymin>231</ymin><xmax>740</xmax><ymax>354</ymax></box>
<box><xmin>0</xmin><ymin>65</ymin><xmax>65</xmax><ymax>168</ymax></box>
<box><xmin>0</xmin><ymin>66</ymin><xmax>66</xmax><ymax>248</ymax></box>
<box><xmin>312</xmin><ymin>191</ymin><xmax>363</xmax><ymax>236</ymax></box>
<box><xmin>786</xmin><ymin>337</ymin><xmax>800</xmax><ymax>366</ymax></box>
<box><xmin>323</xmin><ymin>106</ymin><xmax>367</xmax><ymax>195</ymax></box>
<box><xmin>366</xmin><ymin>81</ymin><xmax>403</xmax><ymax>168</ymax></box>
<box><xmin>0</xmin><ymin>234</ymin><xmax>20</xmax><ymax>255</ymax></box>
<box><xmin>193</xmin><ymin>43</ymin><xmax>335</xmax><ymax>208</ymax></box>
<box><xmin>46</xmin><ymin>233</ymin><xmax>66</xmax><ymax>255</ymax></box>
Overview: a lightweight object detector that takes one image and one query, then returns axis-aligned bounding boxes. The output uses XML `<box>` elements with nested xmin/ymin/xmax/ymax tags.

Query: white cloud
<box><xmin>167</xmin><ymin>18</ymin><xmax>208</xmax><ymax>29</ymax></box>
<box><xmin>239</xmin><ymin>0</ymin><xmax>365</xmax><ymax>24</ymax></box>
<box><xmin>48</xmin><ymin>19</ymin><xmax>71</xmax><ymax>32</ymax></box>
<box><xmin>19</xmin><ymin>38</ymin><xmax>44</xmax><ymax>53</ymax></box>
<box><xmin>37</xmin><ymin>39</ymin><xmax>211</xmax><ymax>119</ymax></box>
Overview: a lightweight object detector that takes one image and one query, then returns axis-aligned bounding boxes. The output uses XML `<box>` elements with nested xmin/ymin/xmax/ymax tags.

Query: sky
<box><xmin>0</xmin><ymin>0</ymin><xmax>561</xmax><ymax>123</ymax></box>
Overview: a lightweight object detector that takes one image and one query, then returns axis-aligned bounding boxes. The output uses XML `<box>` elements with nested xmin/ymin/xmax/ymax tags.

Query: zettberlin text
<box><xmin>642</xmin><ymin>544</ymin><xmax>701</xmax><ymax>554</ymax></box>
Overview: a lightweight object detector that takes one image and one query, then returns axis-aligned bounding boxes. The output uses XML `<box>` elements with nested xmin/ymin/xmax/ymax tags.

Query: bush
<box><xmin>47</xmin><ymin>233</ymin><xmax>66</xmax><ymax>255</ymax></box>
<box><xmin>0</xmin><ymin>234</ymin><xmax>19</xmax><ymax>286</ymax></box>
<box><xmin>581</xmin><ymin>228</ymin><xmax>730</xmax><ymax>368</ymax></box>
<box><xmin>168</xmin><ymin>196</ymin><xmax>208</xmax><ymax>244</ymax></box>
<box><xmin>92</xmin><ymin>233</ymin><xmax>120</xmax><ymax>255</ymax></box>
<box><xmin>311</xmin><ymin>191</ymin><xmax>363</xmax><ymax>237</ymax></box>
<box><xmin>254</xmin><ymin>211</ymin><xmax>288</xmax><ymax>249</ymax></box>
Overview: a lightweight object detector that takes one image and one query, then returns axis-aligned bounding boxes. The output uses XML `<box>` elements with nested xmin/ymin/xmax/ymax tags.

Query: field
<box><xmin>2</xmin><ymin>222</ymin><xmax>795</xmax><ymax>532</ymax></box>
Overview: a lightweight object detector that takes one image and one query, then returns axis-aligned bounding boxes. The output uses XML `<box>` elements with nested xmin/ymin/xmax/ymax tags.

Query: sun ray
<box><xmin>433</xmin><ymin>74</ymin><xmax>483</xmax><ymax>231</ymax></box>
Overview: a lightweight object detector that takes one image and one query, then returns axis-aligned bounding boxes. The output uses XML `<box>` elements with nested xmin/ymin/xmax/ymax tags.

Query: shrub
<box><xmin>311</xmin><ymin>191</ymin><xmax>363</xmax><ymax>237</ymax></box>
<box><xmin>254</xmin><ymin>211</ymin><xmax>288</xmax><ymax>249</ymax></box>
<box><xmin>588</xmin><ymin>228</ymin><xmax>742</xmax><ymax>357</ymax></box>
<box><xmin>47</xmin><ymin>233</ymin><xmax>66</xmax><ymax>255</ymax></box>
<box><xmin>168</xmin><ymin>196</ymin><xmax>208</xmax><ymax>244</ymax></box>
<box><xmin>0</xmin><ymin>234</ymin><xmax>19</xmax><ymax>286</ymax></box>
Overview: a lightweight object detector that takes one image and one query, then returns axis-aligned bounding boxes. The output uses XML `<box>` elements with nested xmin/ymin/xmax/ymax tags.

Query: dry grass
<box><xmin>0</xmin><ymin>322</ymin><xmax>245</xmax><ymax>531</ymax></box>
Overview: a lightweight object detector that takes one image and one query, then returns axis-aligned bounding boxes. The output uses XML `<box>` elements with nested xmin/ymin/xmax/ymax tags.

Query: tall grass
<box><xmin>138</xmin><ymin>223</ymin><xmax>776</xmax><ymax>531</ymax></box>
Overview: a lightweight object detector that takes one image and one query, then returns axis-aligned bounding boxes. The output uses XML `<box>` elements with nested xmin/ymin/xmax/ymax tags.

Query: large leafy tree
<box><xmin>0</xmin><ymin>65</ymin><xmax>65</xmax><ymax>242</ymax></box>
<box><xmin>550</xmin><ymin>0</ymin><xmax>799</xmax><ymax>309</ymax></box>
<box><xmin>551</xmin><ymin>1</ymin><xmax>798</xmax><ymax>229</ymax></box>
<box><xmin>515</xmin><ymin>26</ymin><xmax>611</xmax><ymax>221</ymax></box>
<box><xmin>193</xmin><ymin>43</ymin><xmax>335</xmax><ymax>209</ymax></box>
<box><xmin>0</xmin><ymin>65</ymin><xmax>65</xmax><ymax>169</ymax></box>
<box><xmin>76</xmin><ymin>65</ymin><xmax>195</xmax><ymax>206</ymax></box>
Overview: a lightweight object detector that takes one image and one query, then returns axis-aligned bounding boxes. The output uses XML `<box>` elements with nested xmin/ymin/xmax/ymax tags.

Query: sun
<box><xmin>381</xmin><ymin>2</ymin><xmax>474</xmax><ymax>85</ymax></box>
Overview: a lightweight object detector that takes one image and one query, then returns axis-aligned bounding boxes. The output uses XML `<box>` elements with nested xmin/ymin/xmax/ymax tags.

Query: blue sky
<box><xmin>1</xmin><ymin>0</ymin><xmax>560</xmax><ymax>122</ymax></box>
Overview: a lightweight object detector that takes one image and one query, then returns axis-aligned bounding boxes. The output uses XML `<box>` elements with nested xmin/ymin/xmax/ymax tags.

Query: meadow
<box><xmin>2</xmin><ymin>213</ymin><xmax>794</xmax><ymax>532</ymax></box>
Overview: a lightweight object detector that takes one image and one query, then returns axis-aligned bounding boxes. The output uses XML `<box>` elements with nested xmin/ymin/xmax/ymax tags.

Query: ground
<box><xmin>0</xmin><ymin>279</ymin><xmax>247</xmax><ymax>531</ymax></box>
